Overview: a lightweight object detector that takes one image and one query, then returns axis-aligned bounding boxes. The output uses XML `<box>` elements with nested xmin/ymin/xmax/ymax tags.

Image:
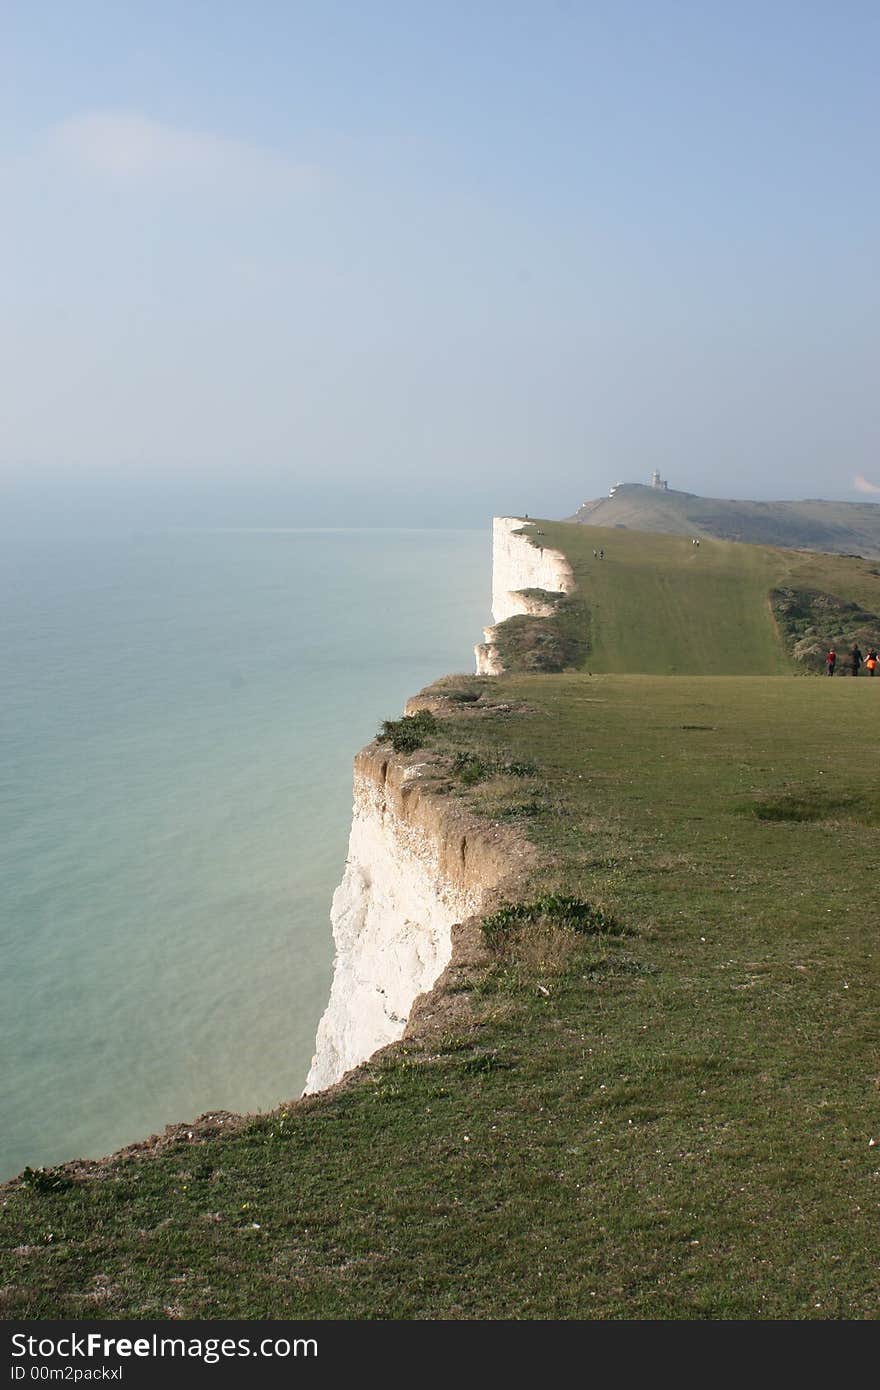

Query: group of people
<box><xmin>826</xmin><ymin>644</ymin><xmax>878</xmax><ymax>676</ymax></box>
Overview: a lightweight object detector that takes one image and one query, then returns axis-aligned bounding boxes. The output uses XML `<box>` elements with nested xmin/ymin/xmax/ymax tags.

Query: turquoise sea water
<box><xmin>0</xmin><ymin>525</ymin><xmax>489</xmax><ymax>1181</ymax></box>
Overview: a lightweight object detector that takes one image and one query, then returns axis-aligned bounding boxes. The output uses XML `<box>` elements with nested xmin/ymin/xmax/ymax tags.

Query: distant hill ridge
<box><xmin>568</xmin><ymin>483</ymin><xmax>880</xmax><ymax>558</ymax></box>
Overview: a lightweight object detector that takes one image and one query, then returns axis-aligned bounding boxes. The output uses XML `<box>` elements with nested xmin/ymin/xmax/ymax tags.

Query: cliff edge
<box><xmin>304</xmin><ymin>725</ymin><xmax>533</xmax><ymax>1093</ymax></box>
<box><xmin>474</xmin><ymin>517</ymin><xmax>575</xmax><ymax>675</ymax></box>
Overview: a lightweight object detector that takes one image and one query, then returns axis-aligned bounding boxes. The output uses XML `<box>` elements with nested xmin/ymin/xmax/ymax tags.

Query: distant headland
<box><xmin>568</xmin><ymin>478</ymin><xmax>880</xmax><ymax>557</ymax></box>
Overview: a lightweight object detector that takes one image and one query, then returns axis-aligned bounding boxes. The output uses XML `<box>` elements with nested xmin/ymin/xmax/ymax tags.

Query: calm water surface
<box><xmin>0</xmin><ymin>525</ymin><xmax>489</xmax><ymax>1179</ymax></box>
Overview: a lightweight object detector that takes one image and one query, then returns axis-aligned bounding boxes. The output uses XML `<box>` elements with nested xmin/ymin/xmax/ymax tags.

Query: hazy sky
<box><xmin>2</xmin><ymin>1</ymin><xmax>878</xmax><ymax>526</ymax></box>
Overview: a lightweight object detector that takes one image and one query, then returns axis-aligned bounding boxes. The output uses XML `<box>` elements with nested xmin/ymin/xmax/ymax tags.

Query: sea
<box><xmin>0</xmin><ymin>523</ymin><xmax>490</xmax><ymax>1182</ymax></box>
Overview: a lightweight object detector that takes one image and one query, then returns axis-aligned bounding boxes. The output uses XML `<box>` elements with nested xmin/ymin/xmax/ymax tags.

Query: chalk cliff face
<box><xmin>475</xmin><ymin>516</ymin><xmax>575</xmax><ymax>675</ymax></box>
<box><xmin>304</xmin><ymin>743</ymin><xmax>521</xmax><ymax>1094</ymax></box>
<box><xmin>305</xmin><ymin>516</ymin><xmax>562</xmax><ymax>1095</ymax></box>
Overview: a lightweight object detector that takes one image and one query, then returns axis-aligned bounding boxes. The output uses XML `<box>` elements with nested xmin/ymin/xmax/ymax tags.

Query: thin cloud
<box><xmin>854</xmin><ymin>474</ymin><xmax>880</xmax><ymax>495</ymax></box>
<box><xmin>48</xmin><ymin>111</ymin><xmax>314</xmax><ymax>188</ymax></box>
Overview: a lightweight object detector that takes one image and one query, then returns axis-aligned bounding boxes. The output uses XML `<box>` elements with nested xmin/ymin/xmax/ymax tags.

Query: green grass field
<box><xmin>509</xmin><ymin>520</ymin><xmax>880</xmax><ymax>676</ymax></box>
<box><xmin>3</xmin><ymin>667</ymin><xmax>879</xmax><ymax>1319</ymax></box>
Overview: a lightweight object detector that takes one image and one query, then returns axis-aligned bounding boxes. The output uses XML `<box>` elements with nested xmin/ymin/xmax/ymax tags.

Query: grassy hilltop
<box><xmin>569</xmin><ymin>483</ymin><xmax>880</xmax><ymax>559</ymax></box>
<box><xmin>2</xmin><ymin>525</ymin><xmax>880</xmax><ymax>1320</ymax></box>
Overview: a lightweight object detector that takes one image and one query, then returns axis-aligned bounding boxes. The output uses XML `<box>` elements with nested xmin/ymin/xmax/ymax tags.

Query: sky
<box><xmin>2</xmin><ymin>1</ymin><xmax>878</xmax><ymax>527</ymax></box>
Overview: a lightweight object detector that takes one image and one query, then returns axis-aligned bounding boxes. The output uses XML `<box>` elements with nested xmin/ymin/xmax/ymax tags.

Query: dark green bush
<box><xmin>19</xmin><ymin>1166</ymin><xmax>75</xmax><ymax>1194</ymax></box>
<box><xmin>377</xmin><ymin>708</ymin><xmax>438</xmax><ymax>753</ymax></box>
<box><xmin>770</xmin><ymin>587</ymin><xmax>880</xmax><ymax>672</ymax></box>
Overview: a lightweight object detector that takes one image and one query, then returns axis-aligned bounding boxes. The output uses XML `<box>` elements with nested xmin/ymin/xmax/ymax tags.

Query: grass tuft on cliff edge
<box><xmin>3</xmin><ymin>668</ymin><xmax>879</xmax><ymax>1320</ymax></box>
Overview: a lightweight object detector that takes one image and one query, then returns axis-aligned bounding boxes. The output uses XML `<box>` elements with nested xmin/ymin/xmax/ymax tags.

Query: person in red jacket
<box><xmin>826</xmin><ymin>648</ymin><xmax>836</xmax><ymax>676</ymax></box>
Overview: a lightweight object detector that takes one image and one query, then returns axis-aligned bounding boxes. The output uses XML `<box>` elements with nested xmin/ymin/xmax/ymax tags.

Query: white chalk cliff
<box><xmin>304</xmin><ymin>743</ymin><xmax>522</xmax><ymax>1093</ymax></box>
<box><xmin>305</xmin><ymin>515</ymin><xmax>563</xmax><ymax>1095</ymax></box>
<box><xmin>474</xmin><ymin>517</ymin><xmax>575</xmax><ymax>675</ymax></box>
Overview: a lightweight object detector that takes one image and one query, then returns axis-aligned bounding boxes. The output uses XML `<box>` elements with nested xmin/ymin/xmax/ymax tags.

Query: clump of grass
<box><xmin>461</xmin><ymin>1051</ymin><xmax>515</xmax><ymax>1075</ymax></box>
<box><xmin>452</xmin><ymin>751</ymin><xmax>490</xmax><ymax>786</ymax></box>
<box><xmin>495</xmin><ymin>800</ymin><xmax>542</xmax><ymax>819</ymax></box>
<box><xmin>19</xmin><ymin>1166</ymin><xmax>75</xmax><ymax>1194</ymax></box>
<box><xmin>377</xmin><ymin>708</ymin><xmax>438</xmax><ymax>753</ymax></box>
<box><xmin>581</xmin><ymin>952</ymin><xmax>656</xmax><ymax>980</ymax></box>
<box><xmin>481</xmin><ymin>894</ymin><xmax>623</xmax><ymax>948</ymax></box>
<box><xmin>451</xmin><ymin>750</ymin><xmax>539</xmax><ymax>787</ymax></box>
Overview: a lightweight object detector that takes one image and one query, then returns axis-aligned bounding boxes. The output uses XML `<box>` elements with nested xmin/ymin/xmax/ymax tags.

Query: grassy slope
<box><xmin>522</xmin><ymin>520</ymin><xmax>880</xmax><ymax>675</ymax></box>
<box><xmin>4</xmin><ymin>530</ymin><xmax>880</xmax><ymax>1320</ymax></box>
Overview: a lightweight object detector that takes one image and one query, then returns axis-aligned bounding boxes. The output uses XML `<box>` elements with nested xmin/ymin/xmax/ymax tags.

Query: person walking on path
<box><xmin>867</xmin><ymin>648</ymin><xmax>878</xmax><ymax>676</ymax></box>
<box><xmin>850</xmin><ymin>644</ymin><xmax>863</xmax><ymax>676</ymax></box>
<box><xmin>826</xmin><ymin>647</ymin><xmax>837</xmax><ymax>676</ymax></box>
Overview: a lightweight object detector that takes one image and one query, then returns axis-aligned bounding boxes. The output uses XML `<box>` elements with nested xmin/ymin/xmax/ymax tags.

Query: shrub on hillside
<box><xmin>771</xmin><ymin>587</ymin><xmax>880</xmax><ymax>672</ymax></box>
<box><xmin>377</xmin><ymin>708</ymin><xmax>438</xmax><ymax>753</ymax></box>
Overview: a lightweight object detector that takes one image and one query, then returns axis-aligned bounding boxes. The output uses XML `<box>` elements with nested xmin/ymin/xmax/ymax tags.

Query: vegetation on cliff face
<box><xmin>489</xmin><ymin>595</ymin><xmax>590</xmax><ymax>673</ymax></box>
<box><xmin>3</xmin><ymin>671</ymin><xmax>879</xmax><ymax>1319</ymax></box>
